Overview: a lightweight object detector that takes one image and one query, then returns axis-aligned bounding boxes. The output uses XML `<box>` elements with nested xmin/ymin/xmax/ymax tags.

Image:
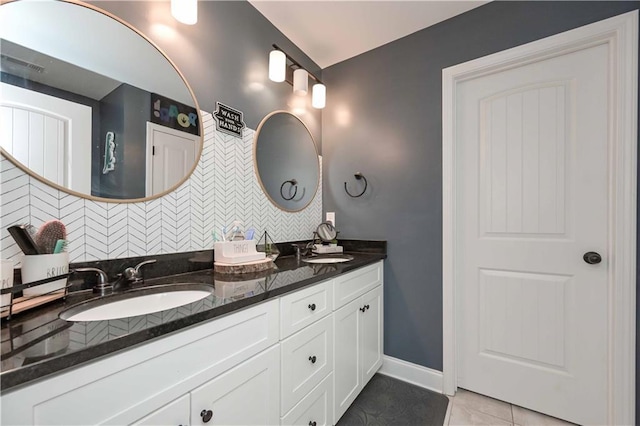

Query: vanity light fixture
<box><xmin>270</xmin><ymin>44</ymin><xmax>326</xmax><ymax>109</ymax></box>
<box><xmin>312</xmin><ymin>83</ymin><xmax>326</xmax><ymax>109</ymax></box>
<box><xmin>293</xmin><ymin>69</ymin><xmax>308</xmax><ymax>95</ymax></box>
<box><xmin>171</xmin><ymin>0</ymin><xmax>197</xmax><ymax>25</ymax></box>
<box><xmin>269</xmin><ymin>50</ymin><xmax>286</xmax><ymax>82</ymax></box>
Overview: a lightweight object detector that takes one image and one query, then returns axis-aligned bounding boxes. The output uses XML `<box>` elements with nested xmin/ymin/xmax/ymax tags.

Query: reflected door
<box><xmin>0</xmin><ymin>82</ymin><xmax>91</xmax><ymax>193</ymax></box>
<box><xmin>456</xmin><ymin>42</ymin><xmax>609</xmax><ymax>424</ymax></box>
<box><xmin>145</xmin><ymin>122</ymin><xmax>197</xmax><ymax>196</ymax></box>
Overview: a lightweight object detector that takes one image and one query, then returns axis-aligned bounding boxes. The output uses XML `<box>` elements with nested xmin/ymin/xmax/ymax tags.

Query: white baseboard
<box><xmin>378</xmin><ymin>355</ymin><xmax>444</xmax><ymax>393</ymax></box>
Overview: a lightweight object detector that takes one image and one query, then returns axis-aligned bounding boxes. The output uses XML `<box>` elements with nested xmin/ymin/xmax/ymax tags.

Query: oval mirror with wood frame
<box><xmin>0</xmin><ymin>0</ymin><xmax>203</xmax><ymax>202</ymax></box>
<box><xmin>254</xmin><ymin>111</ymin><xmax>319</xmax><ymax>212</ymax></box>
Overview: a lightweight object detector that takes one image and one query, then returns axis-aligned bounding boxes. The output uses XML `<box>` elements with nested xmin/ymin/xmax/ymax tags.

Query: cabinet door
<box><xmin>281</xmin><ymin>373</ymin><xmax>333</xmax><ymax>426</ymax></box>
<box><xmin>132</xmin><ymin>394</ymin><xmax>190</xmax><ymax>426</ymax></box>
<box><xmin>191</xmin><ymin>345</ymin><xmax>280</xmax><ymax>426</ymax></box>
<box><xmin>333</xmin><ymin>298</ymin><xmax>361</xmax><ymax>423</ymax></box>
<box><xmin>360</xmin><ymin>286</ymin><xmax>383</xmax><ymax>386</ymax></box>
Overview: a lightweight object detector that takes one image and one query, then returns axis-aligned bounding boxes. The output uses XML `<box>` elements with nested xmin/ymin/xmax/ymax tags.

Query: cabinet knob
<box><xmin>360</xmin><ymin>306</ymin><xmax>366</xmax><ymax>312</ymax></box>
<box><xmin>308</xmin><ymin>303</ymin><xmax>316</xmax><ymax>311</ymax></box>
<box><xmin>200</xmin><ymin>409</ymin><xmax>213</xmax><ymax>423</ymax></box>
<box><xmin>365</xmin><ymin>304</ymin><xmax>370</xmax><ymax>310</ymax></box>
<box><xmin>309</xmin><ymin>422</ymin><xmax>317</xmax><ymax>426</ymax></box>
<box><xmin>308</xmin><ymin>355</ymin><xmax>317</xmax><ymax>364</ymax></box>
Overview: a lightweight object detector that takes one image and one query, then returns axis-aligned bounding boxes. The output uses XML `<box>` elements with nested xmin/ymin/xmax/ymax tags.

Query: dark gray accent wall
<box><xmin>89</xmin><ymin>0</ymin><xmax>322</xmax><ymax>150</ymax></box>
<box><xmin>322</xmin><ymin>0</ymin><xmax>638</xmax><ymax>389</ymax></box>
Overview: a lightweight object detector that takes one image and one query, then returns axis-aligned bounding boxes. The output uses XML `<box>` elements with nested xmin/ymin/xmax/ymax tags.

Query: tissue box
<box><xmin>214</xmin><ymin>241</ymin><xmax>265</xmax><ymax>264</ymax></box>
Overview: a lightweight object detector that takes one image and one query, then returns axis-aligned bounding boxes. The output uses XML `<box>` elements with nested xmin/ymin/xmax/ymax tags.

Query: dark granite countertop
<box><xmin>1</xmin><ymin>248</ymin><xmax>385</xmax><ymax>393</ymax></box>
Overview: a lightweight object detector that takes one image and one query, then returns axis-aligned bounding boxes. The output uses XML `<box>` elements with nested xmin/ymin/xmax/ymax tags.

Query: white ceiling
<box><xmin>248</xmin><ymin>0</ymin><xmax>490</xmax><ymax>69</ymax></box>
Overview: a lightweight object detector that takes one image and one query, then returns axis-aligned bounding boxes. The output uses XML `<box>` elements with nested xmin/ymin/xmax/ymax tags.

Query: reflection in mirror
<box><xmin>0</xmin><ymin>0</ymin><xmax>202</xmax><ymax>201</ymax></box>
<box><xmin>254</xmin><ymin>111</ymin><xmax>319</xmax><ymax>212</ymax></box>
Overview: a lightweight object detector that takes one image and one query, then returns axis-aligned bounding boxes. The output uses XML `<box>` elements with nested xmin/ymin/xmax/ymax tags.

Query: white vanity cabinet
<box><xmin>1</xmin><ymin>260</ymin><xmax>384</xmax><ymax>426</ymax></box>
<box><xmin>1</xmin><ymin>299</ymin><xmax>280</xmax><ymax>426</ymax></box>
<box><xmin>333</xmin><ymin>263</ymin><xmax>383</xmax><ymax>423</ymax></box>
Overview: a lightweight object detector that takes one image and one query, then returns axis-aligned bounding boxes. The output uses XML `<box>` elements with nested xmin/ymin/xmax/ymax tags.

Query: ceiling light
<box><xmin>171</xmin><ymin>0</ymin><xmax>197</xmax><ymax>25</ymax></box>
<box><xmin>293</xmin><ymin>69</ymin><xmax>308</xmax><ymax>95</ymax></box>
<box><xmin>269</xmin><ymin>50</ymin><xmax>286</xmax><ymax>82</ymax></box>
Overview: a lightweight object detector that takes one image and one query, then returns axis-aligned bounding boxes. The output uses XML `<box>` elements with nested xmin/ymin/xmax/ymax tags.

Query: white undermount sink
<box><xmin>59</xmin><ymin>284</ymin><xmax>213</xmax><ymax>322</ymax></box>
<box><xmin>302</xmin><ymin>255</ymin><xmax>354</xmax><ymax>264</ymax></box>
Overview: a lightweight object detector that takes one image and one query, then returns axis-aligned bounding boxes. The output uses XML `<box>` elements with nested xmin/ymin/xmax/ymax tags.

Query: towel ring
<box><xmin>280</xmin><ymin>179</ymin><xmax>298</xmax><ymax>200</ymax></box>
<box><xmin>344</xmin><ymin>172</ymin><xmax>367</xmax><ymax>198</ymax></box>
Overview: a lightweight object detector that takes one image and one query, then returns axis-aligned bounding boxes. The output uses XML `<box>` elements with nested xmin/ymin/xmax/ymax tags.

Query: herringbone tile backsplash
<box><xmin>0</xmin><ymin>112</ymin><xmax>322</xmax><ymax>264</ymax></box>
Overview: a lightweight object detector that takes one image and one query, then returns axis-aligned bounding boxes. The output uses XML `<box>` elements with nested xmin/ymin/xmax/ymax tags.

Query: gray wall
<box><xmin>90</xmin><ymin>0</ymin><xmax>322</xmax><ymax>149</ymax></box>
<box><xmin>96</xmin><ymin>84</ymin><xmax>149</xmax><ymax>199</ymax></box>
<box><xmin>322</xmin><ymin>0</ymin><xmax>639</xmax><ymax>379</ymax></box>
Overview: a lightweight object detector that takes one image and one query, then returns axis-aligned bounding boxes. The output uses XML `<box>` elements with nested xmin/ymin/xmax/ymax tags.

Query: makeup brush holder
<box><xmin>21</xmin><ymin>252</ymin><xmax>69</xmax><ymax>296</ymax></box>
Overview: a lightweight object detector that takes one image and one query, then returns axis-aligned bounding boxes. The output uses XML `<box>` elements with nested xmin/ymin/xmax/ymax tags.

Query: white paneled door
<box><xmin>456</xmin><ymin>39</ymin><xmax>610</xmax><ymax>424</ymax></box>
<box><xmin>0</xmin><ymin>82</ymin><xmax>91</xmax><ymax>193</ymax></box>
<box><xmin>145</xmin><ymin>122</ymin><xmax>198</xmax><ymax>197</ymax></box>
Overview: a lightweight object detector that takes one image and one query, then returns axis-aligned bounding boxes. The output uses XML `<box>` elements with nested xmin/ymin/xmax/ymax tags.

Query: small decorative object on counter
<box><xmin>311</xmin><ymin>222</ymin><xmax>343</xmax><ymax>254</ymax></box>
<box><xmin>257</xmin><ymin>230</ymin><xmax>280</xmax><ymax>262</ymax></box>
<box><xmin>21</xmin><ymin>252</ymin><xmax>69</xmax><ymax>297</ymax></box>
<box><xmin>213</xmin><ymin>221</ymin><xmax>275</xmax><ymax>274</ymax></box>
<box><xmin>6</xmin><ymin>219</ymin><xmax>70</xmax><ymax>300</ymax></box>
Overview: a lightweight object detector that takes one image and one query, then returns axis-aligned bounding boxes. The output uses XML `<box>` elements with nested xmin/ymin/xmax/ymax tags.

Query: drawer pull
<box><xmin>308</xmin><ymin>303</ymin><xmax>316</xmax><ymax>311</ymax></box>
<box><xmin>200</xmin><ymin>409</ymin><xmax>213</xmax><ymax>423</ymax></box>
<box><xmin>309</xmin><ymin>422</ymin><xmax>317</xmax><ymax>426</ymax></box>
<box><xmin>308</xmin><ymin>355</ymin><xmax>317</xmax><ymax>364</ymax></box>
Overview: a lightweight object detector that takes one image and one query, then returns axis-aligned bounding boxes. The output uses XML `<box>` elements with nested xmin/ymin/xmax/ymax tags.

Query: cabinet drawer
<box><xmin>281</xmin><ymin>373</ymin><xmax>333</xmax><ymax>426</ymax></box>
<box><xmin>281</xmin><ymin>315</ymin><xmax>333</xmax><ymax>415</ymax></box>
<box><xmin>131</xmin><ymin>394</ymin><xmax>189</xmax><ymax>426</ymax></box>
<box><xmin>280</xmin><ymin>280</ymin><xmax>333</xmax><ymax>338</ymax></box>
<box><xmin>191</xmin><ymin>345</ymin><xmax>280</xmax><ymax>426</ymax></box>
<box><xmin>333</xmin><ymin>262</ymin><xmax>382</xmax><ymax>309</ymax></box>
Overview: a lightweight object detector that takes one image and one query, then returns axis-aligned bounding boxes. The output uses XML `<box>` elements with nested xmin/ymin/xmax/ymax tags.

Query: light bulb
<box><xmin>312</xmin><ymin>83</ymin><xmax>326</xmax><ymax>109</ymax></box>
<box><xmin>293</xmin><ymin>69</ymin><xmax>308</xmax><ymax>95</ymax></box>
<box><xmin>171</xmin><ymin>0</ymin><xmax>197</xmax><ymax>25</ymax></box>
<box><xmin>269</xmin><ymin>50</ymin><xmax>286</xmax><ymax>82</ymax></box>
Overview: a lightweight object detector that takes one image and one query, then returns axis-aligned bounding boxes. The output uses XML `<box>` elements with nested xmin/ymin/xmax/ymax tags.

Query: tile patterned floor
<box><xmin>443</xmin><ymin>389</ymin><xmax>579</xmax><ymax>426</ymax></box>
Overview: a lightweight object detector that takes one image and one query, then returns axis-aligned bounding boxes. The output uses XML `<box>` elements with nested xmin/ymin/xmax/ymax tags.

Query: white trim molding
<box><xmin>379</xmin><ymin>355</ymin><xmax>443</xmax><ymax>393</ymax></box>
<box><xmin>442</xmin><ymin>11</ymin><xmax>637</xmax><ymax>426</ymax></box>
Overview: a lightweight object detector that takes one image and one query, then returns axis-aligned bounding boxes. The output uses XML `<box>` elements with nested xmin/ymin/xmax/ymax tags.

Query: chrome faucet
<box><xmin>292</xmin><ymin>241</ymin><xmax>315</xmax><ymax>261</ymax></box>
<box><xmin>114</xmin><ymin>259</ymin><xmax>157</xmax><ymax>290</ymax></box>
<box><xmin>74</xmin><ymin>267</ymin><xmax>111</xmax><ymax>295</ymax></box>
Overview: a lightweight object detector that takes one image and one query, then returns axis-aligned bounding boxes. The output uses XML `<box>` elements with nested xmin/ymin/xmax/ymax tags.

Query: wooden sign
<box><xmin>214</xmin><ymin>102</ymin><xmax>246</xmax><ymax>137</ymax></box>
